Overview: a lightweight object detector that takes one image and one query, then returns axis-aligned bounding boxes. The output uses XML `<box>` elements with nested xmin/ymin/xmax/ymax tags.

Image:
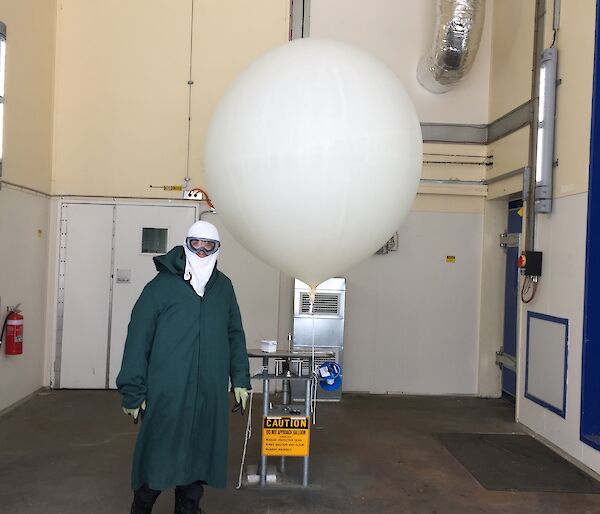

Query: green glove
<box><xmin>122</xmin><ymin>400</ymin><xmax>146</xmax><ymax>422</ymax></box>
<box><xmin>234</xmin><ymin>388</ymin><xmax>249</xmax><ymax>411</ymax></box>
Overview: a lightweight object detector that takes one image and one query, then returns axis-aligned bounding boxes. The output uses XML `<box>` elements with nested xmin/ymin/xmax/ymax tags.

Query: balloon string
<box><xmin>309</xmin><ymin>288</ymin><xmax>316</xmax><ymax>315</ymax></box>
<box><xmin>310</xmin><ymin>286</ymin><xmax>316</xmax><ymax>424</ymax></box>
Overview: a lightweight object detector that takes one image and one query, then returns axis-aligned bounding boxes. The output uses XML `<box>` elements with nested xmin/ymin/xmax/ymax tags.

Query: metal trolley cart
<box><xmin>247</xmin><ymin>349</ymin><xmax>335</xmax><ymax>487</ymax></box>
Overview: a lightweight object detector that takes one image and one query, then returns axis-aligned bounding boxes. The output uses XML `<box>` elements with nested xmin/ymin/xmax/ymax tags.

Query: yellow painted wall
<box><xmin>489</xmin><ymin>0</ymin><xmax>534</xmax><ymax>121</ymax></box>
<box><xmin>486</xmin><ymin>0</ymin><xmax>534</xmax><ymax>200</ymax></box>
<box><xmin>51</xmin><ymin>0</ymin><xmax>289</xmax><ymax>197</ymax></box>
<box><xmin>52</xmin><ymin>0</ymin><xmax>190</xmax><ymax>196</ymax></box>
<box><xmin>552</xmin><ymin>0</ymin><xmax>595</xmax><ymax>198</ymax></box>
<box><xmin>422</xmin><ymin>142</ymin><xmax>488</xmax><ymax>182</ymax></box>
<box><xmin>487</xmin><ymin>0</ymin><xmax>595</xmax><ymax>201</ymax></box>
<box><xmin>487</xmin><ymin>126</ymin><xmax>530</xmax><ymax>200</ymax></box>
<box><xmin>188</xmin><ymin>0</ymin><xmax>290</xmax><ymax>187</ymax></box>
<box><xmin>0</xmin><ymin>0</ymin><xmax>56</xmax><ymax>193</ymax></box>
<box><xmin>416</xmin><ymin>142</ymin><xmax>487</xmax><ymax>213</ymax></box>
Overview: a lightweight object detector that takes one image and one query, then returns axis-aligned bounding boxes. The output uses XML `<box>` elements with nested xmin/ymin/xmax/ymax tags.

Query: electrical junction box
<box><xmin>518</xmin><ymin>251</ymin><xmax>543</xmax><ymax>277</ymax></box>
<box><xmin>183</xmin><ymin>189</ymin><xmax>204</xmax><ymax>200</ymax></box>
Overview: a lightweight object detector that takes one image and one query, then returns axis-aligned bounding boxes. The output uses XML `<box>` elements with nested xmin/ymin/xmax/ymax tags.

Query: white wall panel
<box><xmin>477</xmin><ymin>199</ymin><xmax>506</xmax><ymax>397</ymax></box>
<box><xmin>59</xmin><ymin>204</ymin><xmax>113</xmax><ymax>388</ymax></box>
<box><xmin>0</xmin><ymin>188</ymin><xmax>50</xmax><ymax>411</ymax></box>
<box><xmin>341</xmin><ymin>212</ymin><xmax>483</xmax><ymax>394</ymax></box>
<box><xmin>517</xmin><ymin>193</ymin><xmax>600</xmax><ymax>473</ymax></box>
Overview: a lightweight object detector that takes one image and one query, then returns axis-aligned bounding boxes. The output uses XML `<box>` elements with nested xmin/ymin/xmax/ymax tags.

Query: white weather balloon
<box><xmin>205</xmin><ymin>38</ymin><xmax>422</xmax><ymax>288</ymax></box>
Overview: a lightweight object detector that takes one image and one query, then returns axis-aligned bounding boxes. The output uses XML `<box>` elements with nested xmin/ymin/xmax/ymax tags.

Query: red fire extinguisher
<box><xmin>1</xmin><ymin>304</ymin><xmax>23</xmax><ymax>355</ymax></box>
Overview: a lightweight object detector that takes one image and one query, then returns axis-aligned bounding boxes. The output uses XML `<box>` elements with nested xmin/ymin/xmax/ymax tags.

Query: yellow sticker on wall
<box><xmin>262</xmin><ymin>416</ymin><xmax>310</xmax><ymax>457</ymax></box>
<box><xmin>446</xmin><ymin>256</ymin><xmax>456</xmax><ymax>263</ymax></box>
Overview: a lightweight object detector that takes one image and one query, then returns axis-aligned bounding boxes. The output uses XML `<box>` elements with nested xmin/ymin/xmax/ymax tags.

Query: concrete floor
<box><xmin>1</xmin><ymin>391</ymin><xmax>600</xmax><ymax>514</ymax></box>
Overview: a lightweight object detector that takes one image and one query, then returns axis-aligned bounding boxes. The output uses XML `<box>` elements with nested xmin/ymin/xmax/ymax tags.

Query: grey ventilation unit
<box><xmin>300</xmin><ymin>292</ymin><xmax>341</xmax><ymax>315</ymax></box>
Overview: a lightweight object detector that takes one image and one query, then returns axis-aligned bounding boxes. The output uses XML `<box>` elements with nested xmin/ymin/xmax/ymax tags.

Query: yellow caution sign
<box><xmin>262</xmin><ymin>416</ymin><xmax>310</xmax><ymax>457</ymax></box>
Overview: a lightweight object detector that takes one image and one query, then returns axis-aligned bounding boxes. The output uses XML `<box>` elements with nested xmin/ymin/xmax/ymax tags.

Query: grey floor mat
<box><xmin>437</xmin><ymin>432</ymin><xmax>600</xmax><ymax>493</ymax></box>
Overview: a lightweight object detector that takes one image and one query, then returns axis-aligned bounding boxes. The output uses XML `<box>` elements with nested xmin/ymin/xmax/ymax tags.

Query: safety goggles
<box><xmin>185</xmin><ymin>237</ymin><xmax>220</xmax><ymax>256</ymax></box>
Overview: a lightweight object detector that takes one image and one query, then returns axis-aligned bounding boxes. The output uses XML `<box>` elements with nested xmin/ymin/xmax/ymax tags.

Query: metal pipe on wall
<box><xmin>525</xmin><ymin>0</ymin><xmax>547</xmax><ymax>251</ymax></box>
<box><xmin>289</xmin><ymin>0</ymin><xmax>311</xmax><ymax>40</ymax></box>
<box><xmin>417</xmin><ymin>0</ymin><xmax>486</xmax><ymax>94</ymax></box>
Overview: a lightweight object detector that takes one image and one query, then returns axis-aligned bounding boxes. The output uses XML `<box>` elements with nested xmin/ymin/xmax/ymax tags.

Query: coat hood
<box><xmin>183</xmin><ymin>220</ymin><xmax>220</xmax><ymax>297</ymax></box>
<box><xmin>153</xmin><ymin>246</ymin><xmax>186</xmax><ymax>275</ymax></box>
<box><xmin>154</xmin><ymin>246</ymin><xmax>219</xmax><ymax>291</ymax></box>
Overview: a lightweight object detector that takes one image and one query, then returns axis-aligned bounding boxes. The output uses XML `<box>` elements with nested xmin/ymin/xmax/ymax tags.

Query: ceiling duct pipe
<box><xmin>417</xmin><ymin>0</ymin><xmax>486</xmax><ymax>94</ymax></box>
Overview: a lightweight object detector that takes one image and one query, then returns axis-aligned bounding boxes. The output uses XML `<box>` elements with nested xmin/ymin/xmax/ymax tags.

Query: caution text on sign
<box><xmin>261</xmin><ymin>416</ymin><xmax>310</xmax><ymax>457</ymax></box>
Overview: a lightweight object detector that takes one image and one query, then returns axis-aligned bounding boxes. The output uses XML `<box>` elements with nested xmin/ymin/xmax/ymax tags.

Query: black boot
<box><xmin>130</xmin><ymin>498</ymin><xmax>155</xmax><ymax>514</ymax></box>
<box><xmin>174</xmin><ymin>495</ymin><xmax>202</xmax><ymax>514</ymax></box>
<box><xmin>174</xmin><ymin>480</ymin><xmax>205</xmax><ymax>514</ymax></box>
<box><xmin>131</xmin><ymin>484</ymin><xmax>161</xmax><ymax>514</ymax></box>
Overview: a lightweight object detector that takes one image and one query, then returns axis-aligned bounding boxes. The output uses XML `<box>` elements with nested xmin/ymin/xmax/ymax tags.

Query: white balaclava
<box><xmin>183</xmin><ymin>220</ymin><xmax>220</xmax><ymax>297</ymax></box>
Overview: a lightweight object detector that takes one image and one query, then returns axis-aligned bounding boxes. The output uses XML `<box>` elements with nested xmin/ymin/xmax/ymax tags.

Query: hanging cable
<box><xmin>521</xmin><ymin>276</ymin><xmax>539</xmax><ymax>303</ymax></box>
<box><xmin>0</xmin><ymin>310</ymin><xmax>10</xmax><ymax>347</ymax></box>
<box><xmin>309</xmin><ymin>288</ymin><xmax>319</xmax><ymax>424</ymax></box>
<box><xmin>311</xmin><ymin>373</ymin><xmax>318</xmax><ymax>424</ymax></box>
<box><xmin>187</xmin><ymin>188</ymin><xmax>215</xmax><ymax>209</ymax></box>
<box><xmin>236</xmin><ymin>389</ymin><xmax>254</xmax><ymax>489</ymax></box>
<box><xmin>550</xmin><ymin>28</ymin><xmax>558</xmax><ymax>48</ymax></box>
<box><xmin>184</xmin><ymin>0</ymin><xmax>195</xmax><ymax>183</ymax></box>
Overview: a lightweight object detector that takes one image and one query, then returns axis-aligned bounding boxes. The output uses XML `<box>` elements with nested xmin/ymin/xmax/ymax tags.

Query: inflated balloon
<box><xmin>205</xmin><ymin>38</ymin><xmax>422</xmax><ymax>288</ymax></box>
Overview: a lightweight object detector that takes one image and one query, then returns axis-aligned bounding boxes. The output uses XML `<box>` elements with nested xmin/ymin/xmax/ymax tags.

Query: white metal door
<box><xmin>107</xmin><ymin>205</ymin><xmax>197</xmax><ymax>388</ymax></box>
<box><xmin>59</xmin><ymin>204</ymin><xmax>114</xmax><ymax>388</ymax></box>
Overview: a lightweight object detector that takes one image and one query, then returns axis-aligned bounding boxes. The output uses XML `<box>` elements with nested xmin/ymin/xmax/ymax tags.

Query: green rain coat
<box><xmin>116</xmin><ymin>246</ymin><xmax>251</xmax><ymax>491</ymax></box>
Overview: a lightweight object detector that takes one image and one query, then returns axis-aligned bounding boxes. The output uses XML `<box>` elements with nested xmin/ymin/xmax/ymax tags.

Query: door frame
<box><xmin>501</xmin><ymin>199</ymin><xmax>523</xmax><ymax>399</ymax></box>
<box><xmin>581</xmin><ymin>0</ymin><xmax>600</xmax><ymax>451</ymax></box>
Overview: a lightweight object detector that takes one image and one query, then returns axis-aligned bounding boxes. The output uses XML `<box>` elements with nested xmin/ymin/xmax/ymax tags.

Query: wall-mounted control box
<box><xmin>518</xmin><ymin>251</ymin><xmax>543</xmax><ymax>277</ymax></box>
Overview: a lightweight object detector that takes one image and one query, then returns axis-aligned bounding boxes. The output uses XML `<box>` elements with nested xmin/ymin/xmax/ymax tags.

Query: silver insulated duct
<box><xmin>417</xmin><ymin>0</ymin><xmax>486</xmax><ymax>94</ymax></box>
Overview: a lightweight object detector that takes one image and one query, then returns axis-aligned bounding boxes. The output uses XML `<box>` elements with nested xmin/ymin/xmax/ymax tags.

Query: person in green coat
<box><xmin>117</xmin><ymin>220</ymin><xmax>251</xmax><ymax>514</ymax></box>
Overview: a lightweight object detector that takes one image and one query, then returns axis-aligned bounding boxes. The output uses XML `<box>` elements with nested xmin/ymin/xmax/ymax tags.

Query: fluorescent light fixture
<box><xmin>534</xmin><ymin>47</ymin><xmax>558</xmax><ymax>213</ymax></box>
<box><xmin>0</xmin><ymin>21</ymin><xmax>5</xmax><ymax>181</ymax></box>
<box><xmin>535</xmin><ymin>64</ymin><xmax>546</xmax><ymax>182</ymax></box>
<box><xmin>0</xmin><ymin>22</ymin><xmax>5</xmax><ymax>99</ymax></box>
<box><xmin>0</xmin><ymin>38</ymin><xmax>5</xmax><ymax>99</ymax></box>
<box><xmin>0</xmin><ymin>103</ymin><xmax>3</xmax><ymax>161</ymax></box>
